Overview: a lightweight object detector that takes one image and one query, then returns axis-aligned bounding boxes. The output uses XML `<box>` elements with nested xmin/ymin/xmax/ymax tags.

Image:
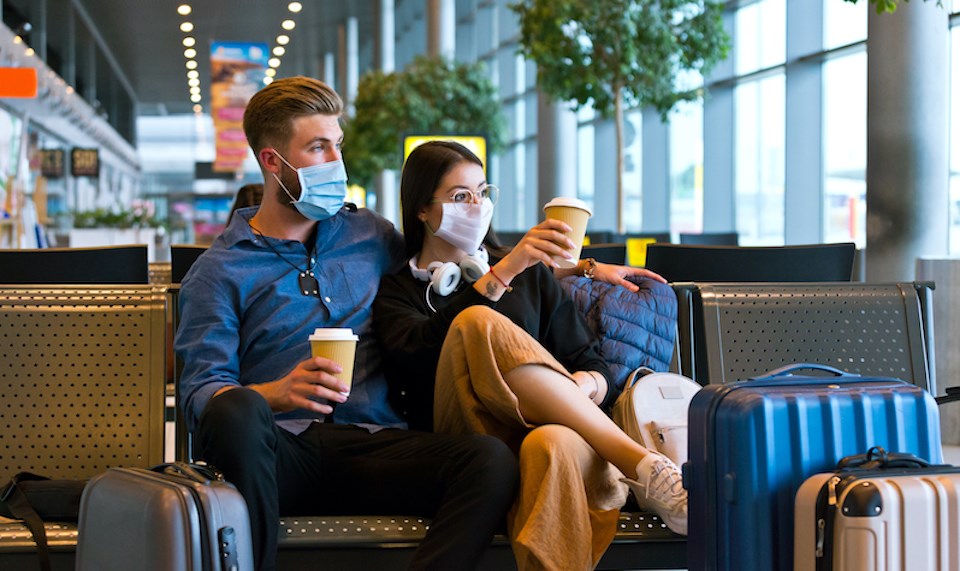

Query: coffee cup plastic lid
<box><xmin>309</xmin><ymin>328</ymin><xmax>359</xmax><ymax>341</ymax></box>
<box><xmin>543</xmin><ymin>197</ymin><xmax>592</xmax><ymax>216</ymax></box>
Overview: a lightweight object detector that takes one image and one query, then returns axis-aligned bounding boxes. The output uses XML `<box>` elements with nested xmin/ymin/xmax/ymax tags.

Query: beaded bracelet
<box><xmin>488</xmin><ymin>267</ymin><xmax>513</xmax><ymax>292</ymax></box>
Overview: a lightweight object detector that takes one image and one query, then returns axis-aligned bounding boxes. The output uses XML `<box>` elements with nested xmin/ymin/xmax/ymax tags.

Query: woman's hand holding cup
<box><xmin>497</xmin><ymin>219</ymin><xmax>577</xmax><ymax>279</ymax></box>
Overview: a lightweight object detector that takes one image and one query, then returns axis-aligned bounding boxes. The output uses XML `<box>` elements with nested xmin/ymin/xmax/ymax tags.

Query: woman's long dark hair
<box><xmin>399</xmin><ymin>140</ymin><xmax>504</xmax><ymax>258</ymax></box>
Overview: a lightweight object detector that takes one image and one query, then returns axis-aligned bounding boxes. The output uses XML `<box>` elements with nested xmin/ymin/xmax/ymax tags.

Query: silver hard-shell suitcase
<box><xmin>795</xmin><ymin>448</ymin><xmax>960</xmax><ymax>571</ymax></box>
<box><xmin>76</xmin><ymin>462</ymin><xmax>253</xmax><ymax>571</ymax></box>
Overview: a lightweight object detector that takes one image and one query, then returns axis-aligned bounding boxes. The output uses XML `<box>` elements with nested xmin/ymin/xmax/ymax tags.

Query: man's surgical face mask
<box><xmin>272</xmin><ymin>151</ymin><xmax>348</xmax><ymax>221</ymax></box>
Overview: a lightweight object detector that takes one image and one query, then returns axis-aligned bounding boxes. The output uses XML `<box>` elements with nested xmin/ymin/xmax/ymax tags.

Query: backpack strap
<box><xmin>0</xmin><ymin>473</ymin><xmax>52</xmax><ymax>571</ymax></box>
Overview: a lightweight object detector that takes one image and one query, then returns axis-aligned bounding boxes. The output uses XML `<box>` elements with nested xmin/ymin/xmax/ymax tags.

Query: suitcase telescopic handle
<box><xmin>752</xmin><ymin>363</ymin><xmax>853</xmax><ymax>380</ymax></box>
<box><xmin>153</xmin><ymin>462</ymin><xmax>224</xmax><ymax>484</ymax></box>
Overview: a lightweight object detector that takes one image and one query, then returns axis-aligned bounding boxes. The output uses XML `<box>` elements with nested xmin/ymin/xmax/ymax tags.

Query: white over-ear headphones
<box><xmin>409</xmin><ymin>247</ymin><xmax>491</xmax><ymax>297</ymax></box>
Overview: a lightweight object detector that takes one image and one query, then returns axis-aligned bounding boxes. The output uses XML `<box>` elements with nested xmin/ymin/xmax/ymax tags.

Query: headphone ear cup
<box><xmin>431</xmin><ymin>262</ymin><xmax>462</xmax><ymax>296</ymax></box>
<box><xmin>459</xmin><ymin>255</ymin><xmax>490</xmax><ymax>283</ymax></box>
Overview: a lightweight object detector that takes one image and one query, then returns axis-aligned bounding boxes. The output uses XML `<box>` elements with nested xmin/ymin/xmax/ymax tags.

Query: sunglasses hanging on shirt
<box><xmin>252</xmin><ymin>228</ymin><xmax>320</xmax><ymax>297</ymax></box>
<box><xmin>297</xmin><ymin>269</ymin><xmax>319</xmax><ymax>297</ymax></box>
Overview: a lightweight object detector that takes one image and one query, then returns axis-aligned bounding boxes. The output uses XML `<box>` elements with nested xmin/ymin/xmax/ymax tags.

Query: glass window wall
<box><xmin>735</xmin><ymin>0</ymin><xmax>786</xmax><ymax>75</ymax></box>
<box><xmin>735</xmin><ymin>74</ymin><xmax>785</xmax><ymax>245</ymax></box>
<box><xmin>669</xmin><ymin>102</ymin><xmax>704</xmax><ymax>235</ymax></box>
<box><xmin>622</xmin><ymin>109</ymin><xmax>643</xmax><ymax>232</ymax></box>
<box><xmin>823</xmin><ymin>0</ymin><xmax>867</xmax><ymax>49</ymax></box>
<box><xmin>949</xmin><ymin>9</ymin><xmax>960</xmax><ymax>250</ymax></box>
<box><xmin>822</xmin><ymin>51</ymin><xmax>867</xmax><ymax>248</ymax></box>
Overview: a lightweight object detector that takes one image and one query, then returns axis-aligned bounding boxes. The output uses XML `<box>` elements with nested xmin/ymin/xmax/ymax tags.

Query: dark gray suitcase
<box><xmin>76</xmin><ymin>463</ymin><xmax>252</xmax><ymax>571</ymax></box>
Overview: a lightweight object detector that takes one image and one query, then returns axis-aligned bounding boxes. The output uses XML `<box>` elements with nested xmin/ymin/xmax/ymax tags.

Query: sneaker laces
<box><xmin>646</xmin><ymin>459</ymin><xmax>685</xmax><ymax>502</ymax></box>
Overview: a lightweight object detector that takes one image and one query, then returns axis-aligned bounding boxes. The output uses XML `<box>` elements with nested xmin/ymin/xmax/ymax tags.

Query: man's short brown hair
<box><xmin>243</xmin><ymin>76</ymin><xmax>343</xmax><ymax>155</ymax></box>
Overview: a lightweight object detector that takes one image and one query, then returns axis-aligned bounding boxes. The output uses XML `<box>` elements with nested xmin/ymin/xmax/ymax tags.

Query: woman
<box><xmin>373</xmin><ymin>141</ymin><xmax>687</xmax><ymax>570</ymax></box>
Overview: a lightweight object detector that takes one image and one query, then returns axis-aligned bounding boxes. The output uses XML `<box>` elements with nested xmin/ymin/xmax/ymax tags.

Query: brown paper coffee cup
<box><xmin>309</xmin><ymin>328</ymin><xmax>359</xmax><ymax>393</ymax></box>
<box><xmin>543</xmin><ymin>197</ymin><xmax>592</xmax><ymax>268</ymax></box>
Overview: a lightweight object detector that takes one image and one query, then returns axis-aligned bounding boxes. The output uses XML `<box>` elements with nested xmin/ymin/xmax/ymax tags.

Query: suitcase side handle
<box><xmin>752</xmin><ymin>363</ymin><xmax>853</xmax><ymax>380</ymax></box>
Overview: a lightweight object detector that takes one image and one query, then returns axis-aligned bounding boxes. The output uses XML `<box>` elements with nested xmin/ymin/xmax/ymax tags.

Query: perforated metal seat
<box><xmin>675</xmin><ymin>282</ymin><xmax>934</xmax><ymax>393</ymax></box>
<box><xmin>0</xmin><ymin>283</ymin><xmax>688</xmax><ymax>570</ymax></box>
<box><xmin>0</xmin><ymin>286</ymin><xmax>167</xmax><ymax>481</ymax></box>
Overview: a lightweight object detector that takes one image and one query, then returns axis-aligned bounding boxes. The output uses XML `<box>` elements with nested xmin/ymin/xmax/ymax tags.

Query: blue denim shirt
<box><xmin>176</xmin><ymin>205</ymin><xmax>408</xmax><ymax>434</ymax></box>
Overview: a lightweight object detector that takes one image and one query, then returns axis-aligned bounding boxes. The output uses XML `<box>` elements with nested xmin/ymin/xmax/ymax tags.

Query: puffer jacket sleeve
<box><xmin>558</xmin><ymin>275</ymin><xmax>678</xmax><ymax>405</ymax></box>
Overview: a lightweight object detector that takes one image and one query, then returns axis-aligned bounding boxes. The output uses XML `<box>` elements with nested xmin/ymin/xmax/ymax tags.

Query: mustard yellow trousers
<box><xmin>434</xmin><ymin>305</ymin><xmax>628</xmax><ymax>571</ymax></box>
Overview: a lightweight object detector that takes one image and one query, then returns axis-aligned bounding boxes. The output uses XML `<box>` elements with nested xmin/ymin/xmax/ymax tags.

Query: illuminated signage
<box><xmin>39</xmin><ymin>149</ymin><xmax>65</xmax><ymax>178</ymax></box>
<box><xmin>71</xmin><ymin>148</ymin><xmax>100</xmax><ymax>177</ymax></box>
<box><xmin>402</xmin><ymin>135</ymin><xmax>488</xmax><ymax>173</ymax></box>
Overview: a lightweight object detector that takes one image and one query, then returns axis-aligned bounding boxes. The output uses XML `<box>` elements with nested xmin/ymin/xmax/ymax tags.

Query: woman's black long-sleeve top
<box><xmin>373</xmin><ymin>258</ymin><xmax>613</xmax><ymax>431</ymax></box>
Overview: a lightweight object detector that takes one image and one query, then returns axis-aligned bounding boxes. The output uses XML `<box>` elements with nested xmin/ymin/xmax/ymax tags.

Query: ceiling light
<box><xmin>180</xmin><ymin>22</ymin><xmax>194</xmax><ymax>32</ymax></box>
<box><xmin>187</xmin><ymin>70</ymin><xmax>199</xmax><ymax>79</ymax></box>
<box><xmin>190</xmin><ymin>86</ymin><xmax>201</xmax><ymax>95</ymax></box>
<box><xmin>24</xmin><ymin>47</ymin><xmax>35</xmax><ymax>57</ymax></box>
<box><xmin>272</xmin><ymin>46</ymin><xmax>285</xmax><ymax>56</ymax></box>
<box><xmin>288</xmin><ymin>2</ymin><xmax>302</xmax><ymax>12</ymax></box>
<box><xmin>66</xmin><ymin>86</ymin><xmax>75</xmax><ymax>94</ymax></box>
<box><xmin>188</xmin><ymin>78</ymin><xmax>200</xmax><ymax>87</ymax></box>
<box><xmin>186</xmin><ymin>60</ymin><xmax>198</xmax><ymax>69</ymax></box>
<box><xmin>190</xmin><ymin>93</ymin><xmax>201</xmax><ymax>102</ymax></box>
<box><xmin>184</xmin><ymin>48</ymin><xmax>197</xmax><ymax>58</ymax></box>
<box><xmin>193</xmin><ymin>104</ymin><xmax>202</xmax><ymax>113</ymax></box>
<box><xmin>183</xmin><ymin>36</ymin><xmax>196</xmax><ymax>47</ymax></box>
<box><xmin>12</xmin><ymin>36</ymin><xmax>22</xmax><ymax>44</ymax></box>
<box><xmin>277</xmin><ymin>35</ymin><xmax>290</xmax><ymax>45</ymax></box>
<box><xmin>268</xmin><ymin>57</ymin><xmax>281</xmax><ymax>68</ymax></box>
<box><xmin>265</xmin><ymin>68</ymin><xmax>277</xmax><ymax>77</ymax></box>
<box><xmin>264</xmin><ymin>77</ymin><xmax>274</xmax><ymax>85</ymax></box>
<box><xmin>177</xmin><ymin>5</ymin><xmax>191</xmax><ymax>15</ymax></box>
<box><xmin>281</xmin><ymin>20</ymin><xmax>295</xmax><ymax>30</ymax></box>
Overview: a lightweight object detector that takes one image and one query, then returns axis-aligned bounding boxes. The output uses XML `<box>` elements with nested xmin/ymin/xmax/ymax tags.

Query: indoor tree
<box><xmin>512</xmin><ymin>0</ymin><xmax>729</xmax><ymax>232</ymax></box>
<box><xmin>344</xmin><ymin>56</ymin><xmax>505</xmax><ymax>190</ymax></box>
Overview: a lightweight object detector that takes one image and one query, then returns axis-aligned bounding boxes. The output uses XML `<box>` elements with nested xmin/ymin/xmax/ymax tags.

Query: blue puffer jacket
<box><xmin>559</xmin><ymin>275</ymin><xmax>677</xmax><ymax>396</ymax></box>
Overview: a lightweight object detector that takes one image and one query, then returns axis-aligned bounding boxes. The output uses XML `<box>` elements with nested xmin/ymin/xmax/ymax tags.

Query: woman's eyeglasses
<box><xmin>431</xmin><ymin>184</ymin><xmax>500</xmax><ymax>212</ymax></box>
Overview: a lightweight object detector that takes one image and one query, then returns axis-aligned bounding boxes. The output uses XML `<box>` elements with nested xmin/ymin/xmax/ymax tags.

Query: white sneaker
<box><xmin>622</xmin><ymin>452</ymin><xmax>688</xmax><ymax>535</ymax></box>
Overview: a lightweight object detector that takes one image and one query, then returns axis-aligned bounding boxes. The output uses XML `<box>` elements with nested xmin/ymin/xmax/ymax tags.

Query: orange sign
<box><xmin>0</xmin><ymin>68</ymin><xmax>38</xmax><ymax>98</ymax></box>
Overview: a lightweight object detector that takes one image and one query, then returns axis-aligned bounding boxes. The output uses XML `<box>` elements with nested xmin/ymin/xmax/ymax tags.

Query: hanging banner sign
<box><xmin>210</xmin><ymin>41</ymin><xmax>269</xmax><ymax>172</ymax></box>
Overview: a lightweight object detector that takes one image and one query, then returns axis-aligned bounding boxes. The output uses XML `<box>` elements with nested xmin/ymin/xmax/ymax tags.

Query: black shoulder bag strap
<box><xmin>0</xmin><ymin>473</ymin><xmax>52</xmax><ymax>571</ymax></box>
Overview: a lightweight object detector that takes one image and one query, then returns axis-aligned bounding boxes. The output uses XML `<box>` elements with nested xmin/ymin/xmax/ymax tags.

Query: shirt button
<box><xmin>324</xmin><ymin>296</ymin><xmax>332</xmax><ymax>302</ymax></box>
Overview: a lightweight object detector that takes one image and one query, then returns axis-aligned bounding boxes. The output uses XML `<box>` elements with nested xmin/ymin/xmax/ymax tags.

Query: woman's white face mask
<box><xmin>430</xmin><ymin>199</ymin><xmax>494</xmax><ymax>254</ymax></box>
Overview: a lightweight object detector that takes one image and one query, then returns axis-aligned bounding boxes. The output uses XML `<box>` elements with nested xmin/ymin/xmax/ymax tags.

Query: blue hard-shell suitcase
<box><xmin>683</xmin><ymin>364</ymin><xmax>943</xmax><ymax>571</ymax></box>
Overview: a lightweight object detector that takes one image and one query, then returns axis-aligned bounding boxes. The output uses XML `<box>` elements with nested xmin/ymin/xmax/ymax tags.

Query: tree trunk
<box><xmin>614</xmin><ymin>86</ymin><xmax>624</xmax><ymax>234</ymax></box>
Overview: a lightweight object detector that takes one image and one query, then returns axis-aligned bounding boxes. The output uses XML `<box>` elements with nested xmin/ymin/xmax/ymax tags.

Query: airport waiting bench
<box><xmin>0</xmin><ymin>282</ymin><xmax>686</xmax><ymax>570</ymax></box>
<box><xmin>2</xmin><ymin>280</ymin><xmax>943</xmax><ymax>569</ymax></box>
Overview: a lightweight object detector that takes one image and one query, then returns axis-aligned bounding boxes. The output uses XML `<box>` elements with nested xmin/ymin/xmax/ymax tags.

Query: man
<box><xmin>176</xmin><ymin>76</ymin><xmax>519</xmax><ymax>571</ymax></box>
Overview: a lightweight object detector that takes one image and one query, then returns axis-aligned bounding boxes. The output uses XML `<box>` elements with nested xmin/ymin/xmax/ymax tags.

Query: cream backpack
<box><xmin>612</xmin><ymin>367</ymin><xmax>702</xmax><ymax>466</ymax></box>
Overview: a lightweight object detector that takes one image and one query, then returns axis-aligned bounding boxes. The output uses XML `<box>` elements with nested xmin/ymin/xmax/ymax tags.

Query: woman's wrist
<box><xmin>589</xmin><ymin>371</ymin><xmax>607</xmax><ymax>405</ymax></box>
<box><xmin>572</xmin><ymin>371</ymin><xmax>599</xmax><ymax>401</ymax></box>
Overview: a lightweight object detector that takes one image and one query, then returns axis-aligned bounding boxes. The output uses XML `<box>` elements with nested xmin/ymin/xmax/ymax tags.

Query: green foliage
<box><xmin>72</xmin><ymin>200</ymin><xmax>161</xmax><ymax>229</ymax></box>
<box><xmin>511</xmin><ymin>0</ymin><xmax>730</xmax><ymax>121</ymax></box>
<box><xmin>344</xmin><ymin>56</ymin><xmax>506</xmax><ymax>188</ymax></box>
<box><xmin>844</xmin><ymin>0</ymin><xmax>943</xmax><ymax>14</ymax></box>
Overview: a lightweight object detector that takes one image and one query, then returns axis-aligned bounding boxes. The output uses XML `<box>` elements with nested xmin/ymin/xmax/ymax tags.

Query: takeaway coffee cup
<box><xmin>543</xmin><ymin>197</ymin><xmax>593</xmax><ymax>269</ymax></box>
<box><xmin>309</xmin><ymin>328</ymin><xmax>359</xmax><ymax>394</ymax></box>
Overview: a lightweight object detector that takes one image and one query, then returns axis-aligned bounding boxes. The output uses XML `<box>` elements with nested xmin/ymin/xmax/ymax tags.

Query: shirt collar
<box><xmin>223</xmin><ymin>206</ymin><xmax>262</xmax><ymax>248</ymax></box>
<box><xmin>223</xmin><ymin>204</ymin><xmax>346</xmax><ymax>250</ymax></box>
